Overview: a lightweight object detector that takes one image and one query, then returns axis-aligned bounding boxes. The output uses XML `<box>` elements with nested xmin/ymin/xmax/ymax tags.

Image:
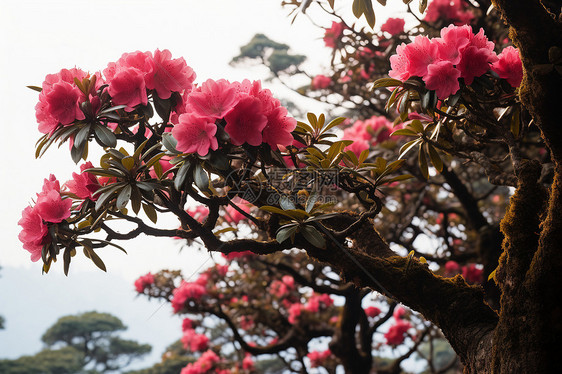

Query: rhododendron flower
<box><xmin>381</xmin><ymin>18</ymin><xmax>405</xmax><ymax>36</ymax></box>
<box><xmin>307</xmin><ymin>349</ymin><xmax>332</xmax><ymax>368</ymax></box>
<box><xmin>384</xmin><ymin>319</ymin><xmax>412</xmax><ymax>345</ymax></box>
<box><xmin>311</xmin><ymin>74</ymin><xmax>332</xmax><ymax>89</ymax></box>
<box><xmin>424</xmin><ymin>60</ymin><xmax>461</xmax><ymax>99</ymax></box>
<box><xmin>181</xmin><ymin>350</ymin><xmax>220</xmax><ymax>374</ymax></box>
<box><xmin>242</xmin><ymin>353</ymin><xmax>255</xmax><ymax>370</ymax></box>
<box><xmin>404</xmin><ymin>36</ymin><xmax>441</xmax><ymax>79</ymax></box>
<box><xmin>181</xmin><ymin>328</ymin><xmax>210</xmax><ymax>352</ymax></box>
<box><xmin>173</xmin><ymin>114</ymin><xmax>218</xmax><ymax>156</ymax></box>
<box><xmin>365</xmin><ymin>306</ymin><xmax>381</xmax><ymax>318</ymax></box>
<box><xmin>492</xmin><ymin>46</ymin><xmax>523</xmax><ymax>87</ymax></box>
<box><xmin>107</xmin><ymin>68</ymin><xmax>148</xmax><ymax>110</ymax></box>
<box><xmin>344</xmin><ymin>138</ymin><xmax>370</xmax><ymax>158</ymax></box>
<box><xmin>45</xmin><ymin>82</ymin><xmax>85</xmax><ymax>125</ymax></box>
<box><xmin>134</xmin><ymin>272</ymin><xmax>155</xmax><ymax>293</ymax></box>
<box><xmin>223</xmin><ymin>96</ymin><xmax>267</xmax><ymax>146</ymax></box>
<box><xmin>393</xmin><ymin>306</ymin><xmax>406</xmax><ymax>320</ymax></box>
<box><xmin>288</xmin><ymin>303</ymin><xmax>302</xmax><ymax>324</ymax></box>
<box><xmin>104</xmin><ymin>51</ymin><xmax>153</xmax><ymax>81</ymax></box>
<box><xmin>261</xmin><ymin>106</ymin><xmax>297</xmax><ymax>149</ymax></box>
<box><xmin>66</xmin><ymin>162</ymin><xmax>101</xmax><ymax>200</ymax></box>
<box><xmin>457</xmin><ymin>45</ymin><xmax>498</xmax><ymax>85</ymax></box>
<box><xmin>425</xmin><ymin>0</ymin><xmax>474</xmax><ymax>25</ymax></box>
<box><xmin>18</xmin><ymin>206</ymin><xmax>49</xmax><ymax>262</ymax></box>
<box><xmin>445</xmin><ymin>260</ymin><xmax>461</xmax><ymax>275</ymax></box>
<box><xmin>146</xmin><ymin>49</ymin><xmax>196</xmax><ymax>99</ymax></box>
<box><xmin>185</xmin><ymin>79</ymin><xmax>240</xmax><ymax>119</ymax></box>
<box><xmin>182</xmin><ymin>318</ymin><xmax>193</xmax><ymax>331</ymax></box>
<box><xmin>171</xmin><ymin>281</ymin><xmax>207</xmax><ymax>313</ymax></box>
<box><xmin>324</xmin><ymin>21</ymin><xmax>344</xmax><ymax>48</ymax></box>
<box><xmin>222</xmin><ymin>250</ymin><xmax>255</xmax><ymax>261</ymax></box>
<box><xmin>224</xmin><ymin>201</ymin><xmax>251</xmax><ymax>225</ymax></box>
<box><xmin>34</xmin><ymin>190</ymin><xmax>72</xmax><ymax>224</ymax></box>
<box><xmin>437</xmin><ymin>24</ymin><xmax>473</xmax><ymax>65</ymax></box>
<box><xmin>462</xmin><ymin>264</ymin><xmax>483</xmax><ymax>283</ymax></box>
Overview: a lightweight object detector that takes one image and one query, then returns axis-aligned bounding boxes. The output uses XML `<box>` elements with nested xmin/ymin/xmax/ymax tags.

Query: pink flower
<box><xmin>282</xmin><ymin>275</ymin><xmax>295</xmax><ymax>288</ymax></box>
<box><xmin>424</xmin><ymin>0</ymin><xmax>474</xmax><ymax>25</ymax></box>
<box><xmin>262</xmin><ymin>106</ymin><xmax>297</xmax><ymax>149</ymax></box>
<box><xmin>288</xmin><ymin>303</ymin><xmax>302</xmax><ymax>324</ymax></box>
<box><xmin>224</xmin><ymin>199</ymin><xmax>251</xmax><ymax>224</ymax></box>
<box><xmin>492</xmin><ymin>46</ymin><xmax>523</xmax><ymax>87</ymax></box>
<box><xmin>34</xmin><ymin>176</ymin><xmax>72</xmax><ymax>224</ymax></box>
<box><xmin>185</xmin><ymin>79</ymin><xmax>240</xmax><ymax>119</ymax></box>
<box><xmin>324</xmin><ymin>22</ymin><xmax>344</xmax><ymax>48</ymax></box>
<box><xmin>171</xmin><ymin>281</ymin><xmax>207</xmax><ymax>313</ymax></box>
<box><xmin>242</xmin><ymin>353</ymin><xmax>255</xmax><ymax>370</ymax></box>
<box><xmin>365</xmin><ymin>306</ymin><xmax>381</xmax><ymax>318</ymax></box>
<box><xmin>104</xmin><ymin>51</ymin><xmax>153</xmax><ymax>82</ymax></box>
<box><xmin>384</xmin><ymin>319</ymin><xmax>411</xmax><ymax>345</ymax></box>
<box><xmin>381</xmin><ymin>18</ymin><xmax>405</xmax><ymax>36</ymax></box>
<box><xmin>462</xmin><ymin>264</ymin><xmax>483</xmax><ymax>283</ymax></box>
<box><xmin>107</xmin><ymin>68</ymin><xmax>148</xmax><ymax>110</ymax></box>
<box><xmin>66</xmin><ymin>162</ymin><xmax>101</xmax><ymax>200</ymax></box>
<box><xmin>146</xmin><ymin>49</ymin><xmax>196</xmax><ymax>99</ymax></box>
<box><xmin>445</xmin><ymin>260</ymin><xmax>461</xmax><ymax>275</ymax></box>
<box><xmin>18</xmin><ymin>206</ymin><xmax>49</xmax><ymax>262</ymax></box>
<box><xmin>187</xmin><ymin>206</ymin><xmax>210</xmax><ymax>223</ymax></box>
<box><xmin>173</xmin><ymin>114</ymin><xmax>218</xmax><ymax>156</ymax></box>
<box><xmin>437</xmin><ymin>24</ymin><xmax>472</xmax><ymax>65</ymax></box>
<box><xmin>393</xmin><ymin>306</ymin><xmax>406</xmax><ymax>320</ymax></box>
<box><xmin>148</xmin><ymin>156</ymin><xmax>175</xmax><ymax>179</ymax></box>
<box><xmin>44</xmin><ymin>81</ymin><xmax>85</xmax><ymax>125</ymax></box>
<box><xmin>222</xmin><ymin>251</ymin><xmax>255</xmax><ymax>261</ymax></box>
<box><xmin>181</xmin><ymin>350</ymin><xmax>220</xmax><ymax>374</ymax></box>
<box><xmin>181</xmin><ymin>329</ymin><xmax>209</xmax><ymax>352</ymax></box>
<box><xmin>182</xmin><ymin>318</ymin><xmax>193</xmax><ymax>331</ymax></box>
<box><xmin>457</xmin><ymin>45</ymin><xmax>496</xmax><ymax>85</ymax></box>
<box><xmin>424</xmin><ymin>60</ymin><xmax>461</xmax><ymax>99</ymax></box>
<box><xmin>134</xmin><ymin>272</ymin><xmax>155</xmax><ymax>293</ymax></box>
<box><xmin>311</xmin><ymin>74</ymin><xmax>332</xmax><ymax>89</ymax></box>
<box><xmin>344</xmin><ymin>138</ymin><xmax>370</xmax><ymax>158</ymax></box>
<box><xmin>307</xmin><ymin>349</ymin><xmax>331</xmax><ymax>368</ymax></box>
<box><xmin>224</xmin><ymin>95</ymin><xmax>268</xmax><ymax>145</ymax></box>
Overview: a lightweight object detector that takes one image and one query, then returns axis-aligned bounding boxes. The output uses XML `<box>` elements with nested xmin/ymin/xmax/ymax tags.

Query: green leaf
<box><xmin>162</xmin><ymin>132</ymin><xmax>181</xmax><ymax>154</ymax></box>
<box><xmin>116</xmin><ymin>185</ymin><xmax>132</xmax><ymax>210</ymax></box>
<box><xmin>510</xmin><ymin>107</ymin><xmax>521</xmax><ymax>137</ymax></box>
<box><xmin>391</xmin><ymin>128</ymin><xmax>419</xmax><ymax>137</ymax></box>
<box><xmin>260</xmin><ymin>205</ymin><xmax>298</xmax><ymax>219</ymax></box>
<box><xmin>74</xmin><ymin>125</ymin><xmax>91</xmax><ymax>150</ymax></box>
<box><xmin>276</xmin><ymin>224</ymin><xmax>298</xmax><ymax>244</ymax></box>
<box><xmin>307</xmin><ymin>113</ymin><xmax>318</xmax><ymax>130</ymax></box>
<box><xmin>27</xmin><ymin>85</ymin><xmax>43</xmax><ymax>92</ymax></box>
<box><xmin>83</xmin><ymin>245</ymin><xmax>107</xmax><ymax>272</ymax></box>
<box><xmin>321</xmin><ymin>117</ymin><xmax>346</xmax><ymax>133</ymax></box>
<box><xmin>121</xmin><ymin>156</ymin><xmax>135</xmax><ymax>171</ymax></box>
<box><xmin>93</xmin><ymin>124</ymin><xmax>117</xmax><ymax>148</ymax></box>
<box><xmin>174</xmin><ymin>161</ymin><xmax>191</xmax><ymax>190</ymax></box>
<box><xmin>362</xmin><ymin>0</ymin><xmax>376</xmax><ymax>28</ymax></box>
<box><xmin>419</xmin><ymin>145</ymin><xmax>429</xmax><ymax>179</ymax></box>
<box><xmin>130</xmin><ymin>185</ymin><xmax>142</xmax><ymax>214</ymax></box>
<box><xmin>358</xmin><ymin>149</ymin><xmax>369</xmax><ymax>165</ymax></box>
<box><xmin>372</xmin><ymin>78</ymin><xmax>402</xmax><ymax>89</ymax></box>
<box><xmin>300</xmin><ymin>225</ymin><xmax>326</xmax><ymax>249</ymax></box>
<box><xmin>279</xmin><ymin>195</ymin><xmax>296</xmax><ymax>210</ymax></box>
<box><xmin>410</xmin><ymin>119</ymin><xmax>424</xmax><ymax>133</ymax></box>
<box><xmin>142</xmin><ymin>203</ymin><xmax>158</xmax><ymax>224</ymax></box>
<box><xmin>383</xmin><ymin>174</ymin><xmax>414</xmax><ymax>184</ymax></box>
<box><xmin>419</xmin><ymin>0</ymin><xmax>428</xmax><ymax>13</ymax></box>
<box><xmin>193</xmin><ymin>163</ymin><xmax>210</xmax><ymax>192</ymax></box>
<box><xmin>305</xmin><ymin>191</ymin><xmax>320</xmax><ymax>213</ymax></box>
<box><xmin>399</xmin><ymin>138</ymin><xmax>422</xmax><ymax>159</ymax></box>
<box><xmin>426</xmin><ymin>144</ymin><xmax>443</xmax><ymax>172</ymax></box>
<box><xmin>296</xmin><ymin>121</ymin><xmax>314</xmax><ymax>135</ymax></box>
<box><xmin>132</xmin><ymin>138</ymin><xmax>150</xmax><ymax>161</ymax></box>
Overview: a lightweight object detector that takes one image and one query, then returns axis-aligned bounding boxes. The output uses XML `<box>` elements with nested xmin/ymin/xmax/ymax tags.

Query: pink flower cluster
<box><xmin>342</xmin><ymin>115</ymin><xmax>395</xmax><ymax>157</ymax></box>
<box><xmin>172</xmin><ymin>79</ymin><xmax>297</xmax><ymax>156</ymax></box>
<box><xmin>287</xmin><ymin>293</ymin><xmax>333</xmax><ymax>324</ymax></box>
<box><xmin>384</xmin><ymin>306</ymin><xmax>412</xmax><ymax>346</ymax></box>
<box><xmin>270</xmin><ymin>275</ymin><xmax>295</xmax><ymax>298</ymax></box>
<box><xmin>491</xmin><ymin>46</ymin><xmax>523</xmax><ymax>87</ymax></box>
<box><xmin>324</xmin><ymin>21</ymin><xmax>344</xmax><ymax>48</ymax></box>
<box><xmin>311</xmin><ymin>74</ymin><xmax>332</xmax><ymax>90</ymax></box>
<box><xmin>307</xmin><ymin>349</ymin><xmax>332</xmax><ymax>368</ymax></box>
<box><xmin>66</xmin><ymin>162</ymin><xmax>102</xmax><ymax>201</ymax></box>
<box><xmin>224</xmin><ymin>199</ymin><xmax>252</xmax><ymax>225</ymax></box>
<box><xmin>381</xmin><ymin>18</ymin><xmax>405</xmax><ymax>36</ymax></box>
<box><xmin>389</xmin><ymin>25</ymin><xmax>499</xmax><ymax>99</ymax></box>
<box><xmin>180</xmin><ymin>350</ymin><xmax>221</xmax><ymax>374</ymax></box>
<box><xmin>18</xmin><ymin>175</ymin><xmax>72</xmax><ymax>261</ymax></box>
<box><xmin>104</xmin><ymin>49</ymin><xmax>195</xmax><ymax>110</ymax></box>
<box><xmin>187</xmin><ymin>205</ymin><xmax>210</xmax><ymax>223</ymax></box>
<box><xmin>182</xmin><ymin>328</ymin><xmax>210</xmax><ymax>352</ymax></box>
<box><xmin>424</xmin><ymin>0</ymin><xmax>474</xmax><ymax>25</ymax></box>
<box><xmin>171</xmin><ymin>281</ymin><xmax>208</xmax><ymax>313</ymax></box>
<box><xmin>443</xmin><ymin>261</ymin><xmax>483</xmax><ymax>283</ymax></box>
<box><xmin>35</xmin><ymin>68</ymin><xmax>90</xmax><ymax>134</ymax></box>
<box><xmin>134</xmin><ymin>272</ymin><xmax>155</xmax><ymax>293</ymax></box>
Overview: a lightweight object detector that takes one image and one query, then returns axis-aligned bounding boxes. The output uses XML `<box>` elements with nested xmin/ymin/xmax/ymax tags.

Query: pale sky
<box><xmin>0</xmin><ymin>0</ymin><xmax>406</xmax><ymax>369</ymax></box>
